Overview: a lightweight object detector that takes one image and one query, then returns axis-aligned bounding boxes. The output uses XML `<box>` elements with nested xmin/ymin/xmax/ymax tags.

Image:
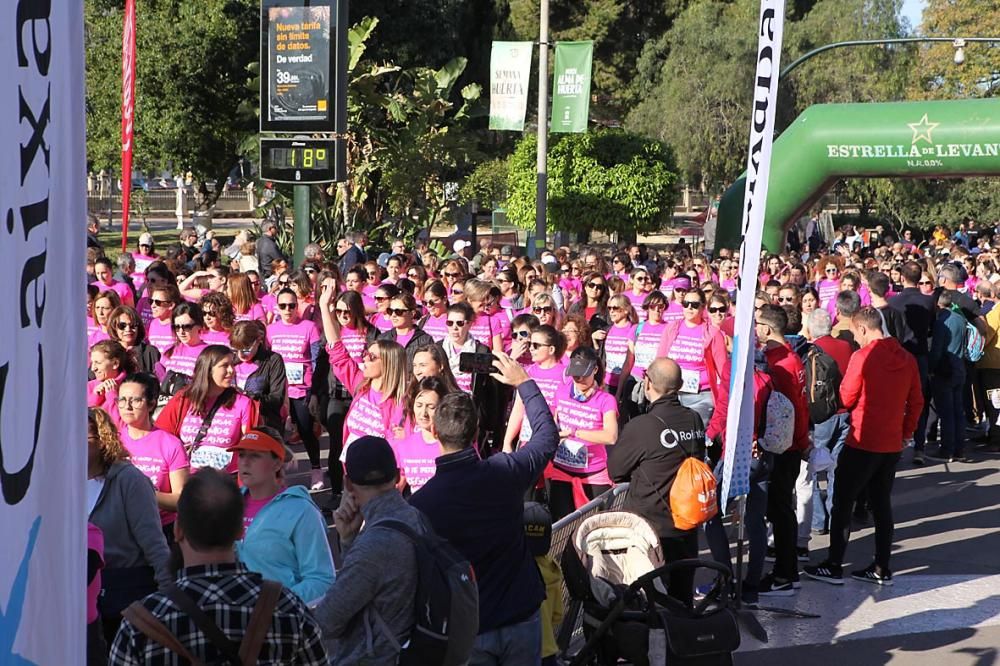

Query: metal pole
<box><xmin>533</xmin><ymin>0</ymin><xmax>549</xmax><ymax>260</ymax></box>
<box><xmin>293</xmin><ymin>184</ymin><xmax>310</xmax><ymax>267</ymax></box>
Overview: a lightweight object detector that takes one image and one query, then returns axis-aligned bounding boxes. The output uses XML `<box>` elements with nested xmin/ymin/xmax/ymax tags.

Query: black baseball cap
<box><xmin>523</xmin><ymin>502</ymin><xmax>552</xmax><ymax>557</ymax></box>
<box><xmin>566</xmin><ymin>355</ymin><xmax>597</xmax><ymax>378</ymax></box>
<box><xmin>344</xmin><ymin>436</ymin><xmax>399</xmax><ymax>486</ymax></box>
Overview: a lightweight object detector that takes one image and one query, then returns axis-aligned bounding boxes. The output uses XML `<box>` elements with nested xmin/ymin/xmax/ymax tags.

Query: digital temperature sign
<box><xmin>259</xmin><ymin>137</ymin><xmax>345</xmax><ymax>183</ymax></box>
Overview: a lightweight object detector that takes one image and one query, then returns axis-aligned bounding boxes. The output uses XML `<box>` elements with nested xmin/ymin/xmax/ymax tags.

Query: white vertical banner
<box><xmin>720</xmin><ymin>0</ymin><xmax>785</xmax><ymax>512</ymax></box>
<box><xmin>0</xmin><ymin>0</ymin><xmax>87</xmax><ymax>662</ymax></box>
<box><xmin>488</xmin><ymin>41</ymin><xmax>534</xmax><ymax>131</ymax></box>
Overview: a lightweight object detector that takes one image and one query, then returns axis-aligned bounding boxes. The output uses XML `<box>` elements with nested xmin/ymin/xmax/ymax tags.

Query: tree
<box><xmin>912</xmin><ymin>0</ymin><xmax>1000</xmax><ymax>100</ymax></box>
<box><xmin>505</xmin><ymin>129</ymin><xmax>680</xmax><ymax>236</ymax></box>
<box><xmin>85</xmin><ymin>0</ymin><xmax>258</xmax><ymax>199</ymax></box>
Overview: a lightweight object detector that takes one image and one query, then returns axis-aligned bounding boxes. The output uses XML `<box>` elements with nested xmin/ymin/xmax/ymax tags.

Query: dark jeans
<box><xmin>828</xmin><ymin>446</ymin><xmax>900</xmax><ymax>571</ymax></box>
<box><xmin>289</xmin><ymin>395</ymin><xmax>320</xmax><ymax>468</ymax></box>
<box><xmin>765</xmin><ymin>451</ymin><xmax>801</xmax><ymax>581</ymax></box>
<box><xmin>914</xmin><ymin>355</ymin><xmax>931</xmax><ymax>451</ymax></box>
<box><xmin>661</xmin><ymin>531</ymin><xmax>699</xmax><ymax>608</ymax></box>
<box><xmin>705</xmin><ymin>455</ymin><xmax>770</xmax><ymax>589</ymax></box>
<box><xmin>324</xmin><ymin>411</ymin><xmax>346</xmax><ymax>493</ymax></box>
<box><xmin>932</xmin><ymin>363</ymin><xmax>966</xmax><ymax>457</ymax></box>
<box><xmin>548</xmin><ymin>480</ymin><xmax>612</xmax><ymax>523</ymax></box>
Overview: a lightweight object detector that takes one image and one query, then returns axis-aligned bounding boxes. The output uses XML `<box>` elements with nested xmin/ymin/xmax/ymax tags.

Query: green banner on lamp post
<box><xmin>550</xmin><ymin>41</ymin><xmax>592</xmax><ymax>133</ymax></box>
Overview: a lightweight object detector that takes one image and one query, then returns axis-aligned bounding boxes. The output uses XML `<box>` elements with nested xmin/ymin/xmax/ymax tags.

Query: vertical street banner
<box><xmin>488</xmin><ymin>41</ymin><xmax>533</xmax><ymax>131</ymax></box>
<box><xmin>121</xmin><ymin>0</ymin><xmax>137</xmax><ymax>251</ymax></box>
<box><xmin>550</xmin><ymin>41</ymin><xmax>593</xmax><ymax>133</ymax></box>
<box><xmin>720</xmin><ymin>0</ymin><xmax>785</xmax><ymax>512</ymax></box>
<box><xmin>0</xmin><ymin>0</ymin><xmax>87</xmax><ymax>662</ymax></box>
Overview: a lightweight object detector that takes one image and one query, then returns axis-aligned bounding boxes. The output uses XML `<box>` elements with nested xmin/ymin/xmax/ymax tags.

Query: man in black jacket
<box><xmin>257</xmin><ymin>220</ymin><xmax>288</xmax><ymax>279</ymax></box>
<box><xmin>608</xmin><ymin>358</ymin><xmax>706</xmax><ymax>606</ymax></box>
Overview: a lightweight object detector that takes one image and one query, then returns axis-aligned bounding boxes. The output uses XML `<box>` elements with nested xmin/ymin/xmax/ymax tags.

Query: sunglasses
<box><xmin>278</xmin><ymin>279</ymin><xmax>290</xmax><ymax>285</ymax></box>
<box><xmin>633</xmin><ymin>277</ymin><xmax>648</xmax><ymax>283</ymax></box>
<box><xmin>387</xmin><ymin>308</ymin><xmax>411</xmax><ymax>317</ymax></box>
<box><xmin>529</xmin><ymin>341</ymin><xmax>551</xmax><ymax>350</ymax></box>
<box><xmin>444</xmin><ymin>272</ymin><xmax>461</xmax><ymax>278</ymax></box>
<box><xmin>533</xmin><ymin>306</ymin><xmax>553</xmax><ymax>314</ymax></box>
<box><xmin>825</xmin><ymin>268</ymin><xmax>838</xmax><ymax>274</ymax></box>
<box><xmin>446</xmin><ymin>319</ymin><xmax>467</xmax><ymax>328</ymax></box>
<box><xmin>647</xmin><ymin>303</ymin><xmax>666</xmax><ymax>311</ymax></box>
<box><xmin>116</xmin><ymin>321</ymin><xmax>138</xmax><ymax>331</ymax></box>
<box><xmin>203</xmin><ymin>310</ymin><xmax>217</xmax><ymax>317</ymax></box>
<box><xmin>277</xmin><ymin>302</ymin><xmax>296</xmax><ymax>310</ymax></box>
<box><xmin>708</xmin><ymin>306</ymin><xmax>727</xmax><ymax>314</ymax></box>
<box><xmin>609</xmin><ymin>306</ymin><xmax>624</xmax><ymax>312</ymax></box>
<box><xmin>139</xmin><ymin>244</ymin><xmax>151</xmax><ymax>249</ymax></box>
<box><xmin>150</xmin><ymin>298</ymin><xmax>172</xmax><ymax>307</ymax></box>
<box><xmin>375</xmin><ymin>296</ymin><xmax>391</xmax><ymax>302</ymax></box>
<box><xmin>425</xmin><ymin>298</ymin><xmax>442</xmax><ymax>307</ymax></box>
<box><xmin>778</xmin><ymin>297</ymin><xmax>795</xmax><ymax>303</ymax></box>
<box><xmin>514</xmin><ymin>330</ymin><xmax>530</xmax><ymax>338</ymax></box>
<box><xmin>173</xmin><ymin>323</ymin><xmax>197</xmax><ymax>332</ymax></box>
<box><xmin>586</xmin><ymin>282</ymin><xmax>605</xmax><ymax>290</ymax></box>
<box><xmin>335</xmin><ymin>308</ymin><xmax>352</xmax><ymax>316</ymax></box>
<box><xmin>236</xmin><ymin>347</ymin><xmax>255</xmax><ymax>355</ymax></box>
<box><xmin>304</xmin><ymin>267</ymin><xmax>316</xmax><ymax>274</ymax></box>
<box><xmin>682</xmin><ymin>301</ymin><xmax>703</xmax><ymax>309</ymax></box>
<box><xmin>919</xmin><ymin>280</ymin><xmax>932</xmax><ymax>285</ymax></box>
<box><xmin>452</xmin><ymin>289</ymin><xmax>464</xmax><ymax>296</ymax></box>
<box><xmin>407</xmin><ymin>272</ymin><xmax>420</xmax><ymax>279</ymax></box>
<box><xmin>362</xmin><ymin>350</ymin><xmax>381</xmax><ymax>363</ymax></box>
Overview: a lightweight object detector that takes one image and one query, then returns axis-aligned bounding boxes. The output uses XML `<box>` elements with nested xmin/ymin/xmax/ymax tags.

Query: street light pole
<box><xmin>534</xmin><ymin>0</ymin><xmax>549</xmax><ymax>259</ymax></box>
<box><xmin>779</xmin><ymin>36</ymin><xmax>1000</xmax><ymax>80</ymax></box>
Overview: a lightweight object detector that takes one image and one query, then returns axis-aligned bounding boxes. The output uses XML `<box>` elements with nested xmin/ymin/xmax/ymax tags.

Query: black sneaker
<box><xmin>764</xmin><ymin>546</ymin><xmax>776</xmax><ymax>562</ymax></box>
<box><xmin>912</xmin><ymin>451</ymin><xmax>925</xmax><ymax>466</ymax></box>
<box><xmin>758</xmin><ymin>573</ymin><xmax>796</xmax><ymax>597</ymax></box>
<box><xmin>797</xmin><ymin>547</ymin><xmax>810</xmax><ymax>562</ymax></box>
<box><xmin>803</xmin><ymin>561</ymin><xmax>844</xmax><ymax>585</ymax></box>
<box><xmin>954</xmin><ymin>455</ymin><xmax>976</xmax><ymax>464</ymax></box>
<box><xmin>851</xmin><ymin>563</ymin><xmax>893</xmax><ymax>586</ymax></box>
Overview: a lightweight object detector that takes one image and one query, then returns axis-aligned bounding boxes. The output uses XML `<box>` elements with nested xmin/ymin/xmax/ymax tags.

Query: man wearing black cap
<box><xmin>410</xmin><ymin>352</ymin><xmax>559</xmax><ymax>666</ymax></box>
<box><xmin>314</xmin><ymin>436</ymin><xmax>434</xmax><ymax>664</ymax></box>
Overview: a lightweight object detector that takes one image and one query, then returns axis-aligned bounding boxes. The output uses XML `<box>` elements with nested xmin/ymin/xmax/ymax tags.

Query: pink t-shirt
<box><xmin>421</xmin><ymin>313</ymin><xmax>449</xmax><ymax>342</ymax></box>
<box><xmin>243</xmin><ymin>491</ymin><xmax>278</xmax><ymax>535</ymax></box>
<box><xmin>662</xmin><ymin>302</ymin><xmax>684</xmax><ymax>325</ymax></box>
<box><xmin>817</xmin><ymin>279</ymin><xmax>840</xmax><ymax>308</ymax></box>
<box><xmin>235</xmin><ymin>359</ymin><xmax>259</xmax><ymax>391</ymax></box>
<box><xmin>468</xmin><ymin>314</ymin><xmax>495</xmax><ymax>348</ymax></box>
<box><xmin>88</xmin><ymin>327</ymin><xmax>111</xmax><ymax>348</ymax></box>
<box><xmin>392</xmin><ymin>429</ymin><xmax>440</xmax><ymax>492</ymax></box>
<box><xmin>518</xmin><ymin>361</ymin><xmax>568</xmax><ymax>444</ymax></box>
<box><xmin>201</xmin><ymin>328</ymin><xmax>232</xmax><ymax>347</ymax></box>
<box><xmin>94</xmin><ymin>279</ymin><xmax>134</xmax><ymax>307</ymax></box>
<box><xmin>340</xmin><ymin>325</ymin><xmax>369</xmax><ymax>362</ymax></box>
<box><xmin>261</xmin><ymin>293</ymin><xmax>277</xmax><ymax>319</ymax></box>
<box><xmin>179</xmin><ymin>393</ymin><xmax>255</xmax><ymax>473</ymax></box>
<box><xmin>604</xmin><ymin>323</ymin><xmax>636</xmax><ymax>387</ymax></box>
<box><xmin>121</xmin><ymin>427</ymin><xmax>188</xmax><ymax>525</ymax></box>
<box><xmin>669</xmin><ymin>322</ymin><xmax>709</xmax><ymax>391</ymax></box>
<box><xmin>136</xmin><ymin>297</ymin><xmax>154</xmax><ymax>329</ymax></box>
<box><xmin>87</xmin><ymin>316</ymin><xmax>100</xmax><ymax>341</ymax></box>
<box><xmin>369</xmin><ymin>312</ymin><xmax>393</xmax><ymax>332</ymax></box>
<box><xmin>490</xmin><ymin>312</ymin><xmax>512</xmax><ymax>350</ymax></box>
<box><xmin>553</xmin><ymin>384</ymin><xmax>618</xmax><ymax>477</ymax></box>
<box><xmin>267</xmin><ymin>318</ymin><xmax>321</xmax><ymax>399</ymax></box>
<box><xmin>235</xmin><ymin>302</ymin><xmax>268</xmax><ymax>323</ymax></box>
<box><xmin>344</xmin><ymin>387</ymin><xmax>403</xmax><ymax>448</ymax></box>
<box><xmin>147</xmin><ymin>318</ymin><xmax>175</xmax><ymax>355</ymax></box>
<box><xmin>625</xmin><ymin>291</ymin><xmax>647</xmax><ymax>320</ymax></box>
<box><xmin>395</xmin><ymin>330</ymin><xmax>415</xmax><ymax>348</ymax></box>
<box><xmin>632</xmin><ymin>321</ymin><xmax>667</xmax><ymax>377</ymax></box>
<box><xmin>162</xmin><ymin>342</ymin><xmax>209</xmax><ymax>378</ymax></box>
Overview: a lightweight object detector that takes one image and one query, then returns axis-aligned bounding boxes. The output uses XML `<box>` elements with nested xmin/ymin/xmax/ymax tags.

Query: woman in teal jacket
<box><xmin>228</xmin><ymin>426</ymin><xmax>335</xmax><ymax>606</ymax></box>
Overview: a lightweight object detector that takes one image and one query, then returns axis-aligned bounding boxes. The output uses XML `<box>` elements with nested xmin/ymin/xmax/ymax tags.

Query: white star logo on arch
<box><xmin>908</xmin><ymin>114</ymin><xmax>939</xmax><ymax>145</ymax></box>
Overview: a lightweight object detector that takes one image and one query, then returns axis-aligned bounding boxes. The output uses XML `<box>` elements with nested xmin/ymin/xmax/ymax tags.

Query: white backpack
<box><xmin>759</xmin><ymin>388</ymin><xmax>794</xmax><ymax>454</ymax></box>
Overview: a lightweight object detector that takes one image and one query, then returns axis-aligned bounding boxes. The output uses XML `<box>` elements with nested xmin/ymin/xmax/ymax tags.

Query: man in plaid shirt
<box><xmin>109</xmin><ymin>470</ymin><xmax>328</xmax><ymax>665</ymax></box>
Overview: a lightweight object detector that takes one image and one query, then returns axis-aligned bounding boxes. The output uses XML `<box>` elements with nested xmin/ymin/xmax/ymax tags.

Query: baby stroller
<box><xmin>562</xmin><ymin>512</ymin><xmax>740</xmax><ymax>666</ymax></box>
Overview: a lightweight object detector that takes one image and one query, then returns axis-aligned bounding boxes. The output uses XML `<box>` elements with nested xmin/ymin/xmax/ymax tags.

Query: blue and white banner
<box><xmin>720</xmin><ymin>0</ymin><xmax>785</xmax><ymax>512</ymax></box>
<box><xmin>0</xmin><ymin>0</ymin><xmax>87</xmax><ymax>662</ymax></box>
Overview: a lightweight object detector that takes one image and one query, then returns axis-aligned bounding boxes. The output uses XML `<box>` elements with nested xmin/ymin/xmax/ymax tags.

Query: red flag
<box><xmin>121</xmin><ymin>0</ymin><xmax>136</xmax><ymax>252</ymax></box>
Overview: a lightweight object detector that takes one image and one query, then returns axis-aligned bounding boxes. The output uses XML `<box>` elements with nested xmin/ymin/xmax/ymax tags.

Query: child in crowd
<box><xmin>525</xmin><ymin>502</ymin><xmax>564</xmax><ymax>666</ymax></box>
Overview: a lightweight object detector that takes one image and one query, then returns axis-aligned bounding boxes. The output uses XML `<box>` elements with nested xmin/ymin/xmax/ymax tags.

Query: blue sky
<box><xmin>902</xmin><ymin>0</ymin><xmax>926</xmax><ymax>31</ymax></box>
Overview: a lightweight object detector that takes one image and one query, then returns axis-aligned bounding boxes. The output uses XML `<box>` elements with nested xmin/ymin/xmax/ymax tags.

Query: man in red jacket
<box><xmin>756</xmin><ymin>305</ymin><xmax>811</xmax><ymax>596</ymax></box>
<box><xmin>804</xmin><ymin>307</ymin><xmax>923</xmax><ymax>586</ymax></box>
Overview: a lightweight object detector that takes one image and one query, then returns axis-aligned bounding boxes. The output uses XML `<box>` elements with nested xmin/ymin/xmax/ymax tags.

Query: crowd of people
<box><xmin>82</xmin><ymin>215</ymin><xmax>997</xmax><ymax>664</ymax></box>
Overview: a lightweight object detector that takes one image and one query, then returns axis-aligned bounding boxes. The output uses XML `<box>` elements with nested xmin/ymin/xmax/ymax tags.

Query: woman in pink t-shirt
<box><xmin>88</xmin><ymin>340</ymin><xmax>135</xmax><ymax>426</ymax></box>
<box><xmin>530</xmin><ymin>292</ymin><xmax>561</xmax><ymax>330</ymax></box>
<box><xmin>89</xmin><ymin>290</ymin><xmax>121</xmax><ymax>349</ymax></box>
<box><xmin>199</xmin><ymin>291</ymin><xmax>236</xmax><ymax>347</ymax></box>
<box><xmin>228</xmin><ymin>272</ymin><xmax>268</xmax><ymax>323</ymax></box>
<box><xmin>625</xmin><ymin>267</ymin><xmax>652</xmax><ymax>320</ymax></box>
<box><xmin>146</xmin><ymin>284</ymin><xmax>181</xmax><ymax>355</ymax></box>
<box><xmin>135</xmin><ymin>263</ymin><xmax>174</xmax><ymax>329</ymax></box>
<box><xmin>418</xmin><ymin>281</ymin><xmax>450</xmax><ymax>342</ymax></box>
<box><xmin>319</xmin><ymin>286</ymin><xmax>408</xmax><ymax>453</ymax></box>
<box><xmin>394</xmin><ymin>377</ymin><xmax>450</xmax><ymax>493</ymax></box>
<box><xmin>268</xmin><ymin>287</ymin><xmax>324</xmax><ymax>489</ymax></box>
<box><xmin>503</xmin><ymin>324</ymin><xmax>566</xmax><ymax>452</ymax></box>
<box><xmin>93</xmin><ymin>256</ymin><xmax>135</xmax><ymax>307</ymax></box>
<box><xmin>157</xmin><ymin>302</ymin><xmax>209</xmax><ymax>399</ymax></box>
<box><xmin>549</xmin><ymin>346</ymin><xmax>620</xmax><ymax>521</ymax></box>
<box><xmin>507</xmin><ymin>313</ymin><xmax>539</xmax><ymax>363</ymax></box>
<box><xmin>117</xmin><ymin>374</ymin><xmax>189</xmax><ymax>533</ymax></box>
<box><xmin>816</xmin><ymin>260</ymin><xmax>842</xmax><ymax>309</ymax></box>
<box><xmin>603</xmin><ymin>295</ymin><xmax>637</xmax><ymax>402</ymax></box>
<box><xmin>464</xmin><ymin>279</ymin><xmax>504</xmax><ymax>352</ymax></box>
<box><xmin>333</xmin><ymin>289</ymin><xmax>374</xmax><ymax>361</ymax></box>
<box><xmin>156</xmin><ymin>345</ymin><xmax>259</xmax><ymax>474</ymax></box>
<box><xmin>369</xmin><ymin>283</ymin><xmax>399</xmax><ymax>332</ymax></box>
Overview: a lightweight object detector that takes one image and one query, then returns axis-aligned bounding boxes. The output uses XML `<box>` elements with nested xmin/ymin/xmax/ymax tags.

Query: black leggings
<box><xmin>324</xmin><ymin>411</ymin><xmax>346</xmax><ymax>493</ymax></box>
<box><xmin>829</xmin><ymin>446</ymin><xmax>900</xmax><ymax>571</ymax></box>
<box><xmin>289</xmin><ymin>396</ymin><xmax>320</xmax><ymax>469</ymax></box>
<box><xmin>548</xmin><ymin>480</ymin><xmax>612</xmax><ymax>523</ymax></box>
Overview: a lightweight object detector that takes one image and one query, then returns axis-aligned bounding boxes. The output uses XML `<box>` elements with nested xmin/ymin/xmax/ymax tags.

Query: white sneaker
<box><xmin>310</xmin><ymin>468</ymin><xmax>326</xmax><ymax>491</ymax></box>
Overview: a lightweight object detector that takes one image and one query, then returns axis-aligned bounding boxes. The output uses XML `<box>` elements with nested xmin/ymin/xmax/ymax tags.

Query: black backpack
<box><xmin>374</xmin><ymin>520</ymin><xmax>479</xmax><ymax>666</ymax></box>
<box><xmin>803</xmin><ymin>344</ymin><xmax>842</xmax><ymax>425</ymax></box>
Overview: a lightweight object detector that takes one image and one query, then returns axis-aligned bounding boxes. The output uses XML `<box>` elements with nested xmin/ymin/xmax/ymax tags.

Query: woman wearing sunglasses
<box><xmin>231</xmin><ymin>320</ymin><xmax>287</xmax><ymax>432</ymax></box>
<box><xmin>497</xmin><ymin>268</ymin><xmax>524</xmax><ymax>313</ymax></box>
<box><xmin>394</xmin><ymin>377</ymin><xmax>452</xmax><ymax>493</ymax></box>
<box><xmin>502</xmin><ymin>325</ymin><xmax>567</xmax><ymax>453</ymax></box>
<box><xmin>267</xmin><ymin>287</ymin><xmax>324</xmax><ymax>489</ymax></box>
<box><xmin>406</xmin><ymin>265</ymin><xmax>428</xmax><ymax>301</ymax></box>
<box><xmin>417</xmin><ymin>280</ymin><xmax>450</xmax><ymax>342</ymax></box>
<box><xmin>89</xmin><ymin>290</ymin><xmax>121</xmax><ymax>348</ymax></box>
<box><xmin>567</xmin><ymin>271</ymin><xmax>610</xmax><ymax>328</ymax></box>
<box><xmin>655</xmin><ymin>288</ymin><xmax>727</xmax><ymax>426</ymax></box>
<box><xmin>156</xmin><ymin>345</ymin><xmax>259</xmax><ymax>474</ymax></box>
<box><xmin>531</xmin><ymin>292</ymin><xmax>561</xmax><ymax>329</ymax></box>
<box><xmin>438</xmin><ymin>302</ymin><xmax>492</xmax><ymax>394</ymax></box>
<box><xmin>156</xmin><ymin>302</ymin><xmax>209</xmax><ymax>399</ymax></box>
<box><xmin>116</xmin><ymin>373</ymin><xmax>189</xmax><ymax>538</ymax></box>
<box><xmin>508</xmin><ymin>313</ymin><xmax>540</xmax><ymax>364</ymax></box>
<box><xmin>440</xmin><ymin>259</ymin><xmax>468</xmax><ymax>295</ymax></box>
<box><xmin>706</xmin><ymin>293</ymin><xmax>731</xmax><ymax>329</ymax></box>
<box><xmin>198</xmin><ymin>291</ymin><xmax>237</xmax><ymax>347</ymax></box>
<box><xmin>549</xmin><ymin>346</ymin><xmax>619</xmax><ymax>521</ymax></box>
<box><xmin>604</xmin><ymin>295</ymin><xmax>638</xmax><ymax>406</ymax></box>
<box><xmin>135</xmin><ymin>262</ymin><xmax>174</xmax><ymax>329</ymax></box>
<box><xmin>816</xmin><ymin>259</ymin><xmax>842</xmax><ymax>309</ymax></box>
<box><xmin>626</xmin><ymin>268</ymin><xmax>652</xmax><ymax>319</ymax></box>
<box><xmin>628</xmin><ymin>291</ymin><xmax>670</xmax><ymax>414</ymax></box>
<box><xmin>319</xmin><ymin>285</ymin><xmax>408</xmax><ymax>452</ymax></box>
<box><xmin>108</xmin><ymin>305</ymin><xmax>160</xmax><ymax>375</ymax></box>
<box><xmin>132</xmin><ymin>233</ymin><xmax>160</xmax><ymax>289</ymax></box>
<box><xmin>369</xmin><ymin>283</ymin><xmax>400</xmax><ymax>332</ymax></box>
<box><xmin>379</xmin><ymin>292</ymin><xmax>434</xmax><ymax>363</ymax></box>
<box><xmin>464</xmin><ymin>279</ymin><xmax>504</xmax><ymax>353</ymax></box>
<box><xmin>89</xmin><ymin>340</ymin><xmax>138</xmax><ymax>425</ymax></box>
<box><xmin>146</xmin><ymin>284</ymin><xmax>181</xmax><ymax>355</ymax></box>
<box><xmin>228</xmin><ymin>272</ymin><xmax>267</xmax><ymax>323</ymax></box>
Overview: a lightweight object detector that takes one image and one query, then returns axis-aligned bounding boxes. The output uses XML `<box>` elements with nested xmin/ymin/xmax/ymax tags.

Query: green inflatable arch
<box><xmin>716</xmin><ymin>98</ymin><xmax>1000</xmax><ymax>253</ymax></box>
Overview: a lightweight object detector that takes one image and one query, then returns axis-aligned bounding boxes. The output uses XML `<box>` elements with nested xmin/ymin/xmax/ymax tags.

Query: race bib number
<box><xmin>554</xmin><ymin>438</ymin><xmax>588</xmax><ymax>470</ymax></box>
<box><xmin>680</xmin><ymin>368</ymin><xmax>700</xmax><ymax>394</ymax></box>
<box><xmin>190</xmin><ymin>446</ymin><xmax>234</xmax><ymax>470</ymax></box>
<box><xmin>285</xmin><ymin>362</ymin><xmax>305</xmax><ymax>385</ymax></box>
<box><xmin>635</xmin><ymin>345</ymin><xmax>656</xmax><ymax>370</ymax></box>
